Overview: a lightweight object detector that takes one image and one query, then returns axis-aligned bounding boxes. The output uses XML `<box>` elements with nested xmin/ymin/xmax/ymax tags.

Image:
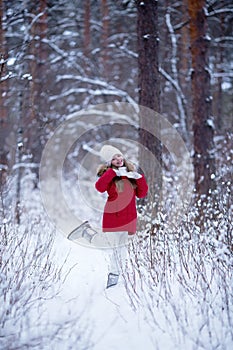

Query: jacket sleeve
<box><xmin>95</xmin><ymin>168</ymin><xmax>116</xmax><ymax>193</ymax></box>
<box><xmin>135</xmin><ymin>175</ymin><xmax>148</xmax><ymax>198</ymax></box>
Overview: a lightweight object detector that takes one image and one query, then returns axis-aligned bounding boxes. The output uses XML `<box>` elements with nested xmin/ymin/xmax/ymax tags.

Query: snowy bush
<box><xmin>0</xmin><ymin>174</ymin><xmax>92</xmax><ymax>350</ymax></box>
<box><xmin>122</xmin><ymin>134</ymin><xmax>233</xmax><ymax>349</ymax></box>
<box><xmin>0</xmin><ymin>222</ymin><xmax>93</xmax><ymax>350</ymax></box>
<box><xmin>124</xmin><ymin>206</ymin><xmax>233</xmax><ymax>348</ymax></box>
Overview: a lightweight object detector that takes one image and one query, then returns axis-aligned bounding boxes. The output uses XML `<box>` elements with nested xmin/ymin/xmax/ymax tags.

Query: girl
<box><xmin>68</xmin><ymin>144</ymin><xmax>148</xmax><ymax>288</ymax></box>
<box><xmin>95</xmin><ymin>145</ymin><xmax>148</xmax><ymax>287</ymax></box>
<box><xmin>95</xmin><ymin>145</ymin><xmax>148</xmax><ymax>235</ymax></box>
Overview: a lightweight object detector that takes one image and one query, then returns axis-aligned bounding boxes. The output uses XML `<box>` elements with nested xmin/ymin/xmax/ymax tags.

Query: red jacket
<box><xmin>95</xmin><ymin>168</ymin><xmax>148</xmax><ymax>233</ymax></box>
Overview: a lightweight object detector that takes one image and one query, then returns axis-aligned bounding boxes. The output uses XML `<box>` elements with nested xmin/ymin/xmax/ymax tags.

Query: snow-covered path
<box><xmin>53</xmin><ymin>234</ymin><xmax>156</xmax><ymax>350</ymax></box>
<box><xmin>50</xmin><ymin>230</ymin><xmax>233</xmax><ymax>350</ymax></box>
<box><xmin>47</xmin><ymin>229</ymin><xmax>233</xmax><ymax>350</ymax></box>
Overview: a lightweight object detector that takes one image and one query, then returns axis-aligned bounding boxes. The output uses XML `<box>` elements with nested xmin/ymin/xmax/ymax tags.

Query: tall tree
<box><xmin>211</xmin><ymin>1</ymin><xmax>225</xmax><ymax>132</ymax></box>
<box><xmin>0</xmin><ymin>0</ymin><xmax>9</xmax><ymax>182</ymax></box>
<box><xmin>179</xmin><ymin>0</ymin><xmax>191</xmax><ymax>135</ymax></box>
<box><xmin>136</xmin><ymin>0</ymin><xmax>162</xmax><ymax>212</ymax></box>
<box><xmin>83</xmin><ymin>0</ymin><xmax>91</xmax><ymax>70</ymax></box>
<box><xmin>101</xmin><ymin>0</ymin><xmax>110</xmax><ymax>77</ymax></box>
<box><xmin>188</xmin><ymin>0</ymin><xmax>216</xmax><ymax>196</ymax></box>
<box><xmin>27</xmin><ymin>0</ymin><xmax>48</xmax><ymax>171</ymax></box>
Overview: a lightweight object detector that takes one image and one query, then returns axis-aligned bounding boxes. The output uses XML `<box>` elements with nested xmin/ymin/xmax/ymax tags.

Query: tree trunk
<box><xmin>100</xmin><ymin>0</ymin><xmax>109</xmax><ymax>77</ymax></box>
<box><xmin>84</xmin><ymin>0</ymin><xmax>91</xmax><ymax>63</ymax></box>
<box><xmin>0</xmin><ymin>0</ymin><xmax>9</xmax><ymax>183</ymax></box>
<box><xmin>188</xmin><ymin>0</ymin><xmax>216</xmax><ymax>196</ymax></box>
<box><xmin>136</xmin><ymin>0</ymin><xmax>162</xmax><ymax>213</ymax></box>
<box><xmin>179</xmin><ymin>0</ymin><xmax>191</xmax><ymax>135</ymax></box>
<box><xmin>212</xmin><ymin>2</ymin><xmax>224</xmax><ymax>133</ymax></box>
<box><xmin>137</xmin><ymin>0</ymin><xmax>161</xmax><ymax>194</ymax></box>
<box><xmin>26</xmin><ymin>0</ymin><xmax>48</xmax><ymax>177</ymax></box>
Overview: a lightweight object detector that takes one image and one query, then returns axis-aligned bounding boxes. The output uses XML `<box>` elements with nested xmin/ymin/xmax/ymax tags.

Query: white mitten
<box><xmin>117</xmin><ymin>167</ymin><xmax>128</xmax><ymax>176</ymax></box>
<box><xmin>126</xmin><ymin>171</ymin><xmax>142</xmax><ymax>179</ymax></box>
<box><xmin>113</xmin><ymin>169</ymin><xmax>121</xmax><ymax>176</ymax></box>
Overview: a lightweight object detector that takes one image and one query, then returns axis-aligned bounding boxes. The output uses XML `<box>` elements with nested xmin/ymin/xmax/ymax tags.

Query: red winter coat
<box><xmin>95</xmin><ymin>168</ymin><xmax>148</xmax><ymax>233</ymax></box>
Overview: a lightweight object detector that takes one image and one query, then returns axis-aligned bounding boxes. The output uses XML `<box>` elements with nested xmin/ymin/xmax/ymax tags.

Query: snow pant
<box><xmin>90</xmin><ymin>231</ymin><xmax>128</xmax><ymax>249</ymax></box>
<box><xmin>90</xmin><ymin>231</ymin><xmax>133</xmax><ymax>275</ymax></box>
<box><xmin>108</xmin><ymin>232</ymin><xmax>128</xmax><ymax>275</ymax></box>
<box><xmin>68</xmin><ymin>226</ymin><xmax>135</xmax><ymax>275</ymax></box>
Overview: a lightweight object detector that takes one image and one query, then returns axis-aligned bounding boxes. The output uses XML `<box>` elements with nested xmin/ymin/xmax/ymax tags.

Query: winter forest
<box><xmin>0</xmin><ymin>0</ymin><xmax>233</xmax><ymax>349</ymax></box>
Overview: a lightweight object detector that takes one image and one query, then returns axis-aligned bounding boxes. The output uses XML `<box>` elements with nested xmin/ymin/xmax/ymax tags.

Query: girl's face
<box><xmin>111</xmin><ymin>154</ymin><xmax>124</xmax><ymax>168</ymax></box>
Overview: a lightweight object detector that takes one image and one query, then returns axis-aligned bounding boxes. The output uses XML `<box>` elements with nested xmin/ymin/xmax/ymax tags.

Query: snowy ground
<box><xmin>43</xmin><ymin>223</ymin><xmax>232</xmax><ymax>350</ymax></box>
<box><xmin>53</xmin><ymin>235</ymin><xmax>156</xmax><ymax>350</ymax></box>
<box><xmin>1</xmin><ymin>159</ymin><xmax>232</xmax><ymax>350</ymax></box>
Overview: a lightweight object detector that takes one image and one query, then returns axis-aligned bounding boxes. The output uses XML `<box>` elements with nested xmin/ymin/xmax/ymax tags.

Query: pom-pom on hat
<box><xmin>100</xmin><ymin>145</ymin><xmax>123</xmax><ymax>162</ymax></box>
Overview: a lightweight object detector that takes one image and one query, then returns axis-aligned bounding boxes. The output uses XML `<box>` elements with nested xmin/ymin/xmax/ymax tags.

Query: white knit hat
<box><xmin>100</xmin><ymin>145</ymin><xmax>123</xmax><ymax>162</ymax></box>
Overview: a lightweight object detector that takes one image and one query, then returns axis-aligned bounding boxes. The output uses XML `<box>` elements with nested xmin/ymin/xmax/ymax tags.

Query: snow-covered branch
<box><xmin>214</xmin><ymin>36</ymin><xmax>233</xmax><ymax>43</ymax></box>
<box><xmin>12</xmin><ymin>162</ymin><xmax>40</xmax><ymax>170</ymax></box>
<box><xmin>207</xmin><ymin>8</ymin><xmax>233</xmax><ymax>17</ymax></box>
<box><xmin>212</xmin><ymin>72</ymin><xmax>233</xmax><ymax>78</ymax></box>
<box><xmin>53</xmin><ymin>75</ymin><xmax>137</xmax><ymax>105</ymax></box>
